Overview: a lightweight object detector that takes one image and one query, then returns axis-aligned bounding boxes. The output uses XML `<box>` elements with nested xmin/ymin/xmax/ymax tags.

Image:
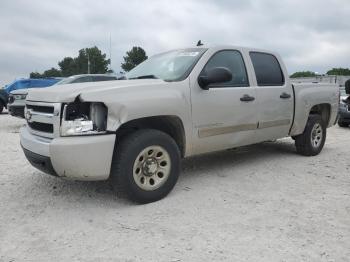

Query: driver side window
<box><xmin>203</xmin><ymin>50</ymin><xmax>249</xmax><ymax>87</ymax></box>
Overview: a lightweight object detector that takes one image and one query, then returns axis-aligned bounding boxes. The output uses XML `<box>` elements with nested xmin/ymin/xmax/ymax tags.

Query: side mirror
<box><xmin>198</xmin><ymin>67</ymin><xmax>232</xmax><ymax>90</ymax></box>
<box><xmin>345</xmin><ymin>79</ymin><xmax>350</xmax><ymax>94</ymax></box>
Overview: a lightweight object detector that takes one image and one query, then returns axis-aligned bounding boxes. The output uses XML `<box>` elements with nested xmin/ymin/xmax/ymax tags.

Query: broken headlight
<box><xmin>60</xmin><ymin>102</ymin><xmax>108</xmax><ymax>136</ymax></box>
<box><xmin>14</xmin><ymin>94</ymin><xmax>27</xmax><ymax>100</ymax></box>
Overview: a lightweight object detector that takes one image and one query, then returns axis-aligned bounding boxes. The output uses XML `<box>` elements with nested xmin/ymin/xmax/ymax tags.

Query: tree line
<box><xmin>290</xmin><ymin>68</ymin><xmax>350</xmax><ymax>78</ymax></box>
<box><xmin>30</xmin><ymin>46</ymin><xmax>148</xmax><ymax>78</ymax></box>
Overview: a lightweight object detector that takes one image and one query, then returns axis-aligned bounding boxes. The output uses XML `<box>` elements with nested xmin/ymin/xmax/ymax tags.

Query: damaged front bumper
<box><xmin>20</xmin><ymin>127</ymin><xmax>116</xmax><ymax>181</ymax></box>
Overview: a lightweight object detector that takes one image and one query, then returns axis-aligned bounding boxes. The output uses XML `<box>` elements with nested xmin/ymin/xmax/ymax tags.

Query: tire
<box><xmin>110</xmin><ymin>129</ymin><xmax>181</xmax><ymax>204</ymax></box>
<box><xmin>0</xmin><ymin>101</ymin><xmax>3</xmax><ymax>114</ymax></box>
<box><xmin>295</xmin><ymin>114</ymin><xmax>326</xmax><ymax>156</ymax></box>
<box><xmin>338</xmin><ymin>120</ymin><xmax>348</xmax><ymax>127</ymax></box>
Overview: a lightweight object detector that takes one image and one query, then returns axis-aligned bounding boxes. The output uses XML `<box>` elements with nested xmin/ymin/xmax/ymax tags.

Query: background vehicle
<box><xmin>8</xmin><ymin>74</ymin><xmax>118</xmax><ymax>118</ymax></box>
<box><xmin>0</xmin><ymin>78</ymin><xmax>59</xmax><ymax>114</ymax></box>
<box><xmin>338</xmin><ymin>80</ymin><xmax>350</xmax><ymax>127</ymax></box>
<box><xmin>0</xmin><ymin>87</ymin><xmax>8</xmax><ymax>114</ymax></box>
<box><xmin>20</xmin><ymin>45</ymin><xmax>339</xmax><ymax>203</ymax></box>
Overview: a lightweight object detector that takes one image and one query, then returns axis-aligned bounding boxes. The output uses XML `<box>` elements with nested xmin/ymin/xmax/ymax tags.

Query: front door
<box><xmin>190</xmin><ymin>49</ymin><xmax>258</xmax><ymax>154</ymax></box>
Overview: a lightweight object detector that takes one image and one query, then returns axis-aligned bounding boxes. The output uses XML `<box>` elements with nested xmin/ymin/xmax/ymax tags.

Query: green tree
<box><xmin>121</xmin><ymin>46</ymin><xmax>148</xmax><ymax>72</ymax></box>
<box><xmin>326</xmin><ymin>68</ymin><xmax>350</xmax><ymax>76</ymax></box>
<box><xmin>290</xmin><ymin>71</ymin><xmax>316</xmax><ymax>78</ymax></box>
<box><xmin>30</xmin><ymin>68</ymin><xmax>61</xmax><ymax>78</ymax></box>
<box><xmin>30</xmin><ymin>46</ymin><xmax>110</xmax><ymax>78</ymax></box>
<box><xmin>42</xmin><ymin>67</ymin><xmax>62</xmax><ymax>77</ymax></box>
<box><xmin>58</xmin><ymin>57</ymin><xmax>77</xmax><ymax>77</ymax></box>
<box><xmin>30</xmin><ymin>72</ymin><xmax>43</xmax><ymax>78</ymax></box>
<box><xmin>74</xmin><ymin>47</ymin><xmax>110</xmax><ymax>75</ymax></box>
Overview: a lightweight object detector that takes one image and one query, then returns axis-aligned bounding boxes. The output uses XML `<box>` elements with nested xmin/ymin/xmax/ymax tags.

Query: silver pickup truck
<box><xmin>20</xmin><ymin>45</ymin><xmax>339</xmax><ymax>203</ymax></box>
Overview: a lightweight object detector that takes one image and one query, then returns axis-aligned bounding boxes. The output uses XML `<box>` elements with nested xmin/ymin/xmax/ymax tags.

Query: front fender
<box><xmin>78</xmin><ymin>80</ymin><xmax>193</xmax><ymax>154</ymax></box>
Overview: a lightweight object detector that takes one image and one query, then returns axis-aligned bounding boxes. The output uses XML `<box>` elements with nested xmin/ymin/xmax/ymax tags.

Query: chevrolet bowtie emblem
<box><xmin>25</xmin><ymin>110</ymin><xmax>32</xmax><ymax>122</ymax></box>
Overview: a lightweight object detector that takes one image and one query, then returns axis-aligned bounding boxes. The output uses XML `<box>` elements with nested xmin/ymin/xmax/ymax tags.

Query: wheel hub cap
<box><xmin>143</xmin><ymin>158</ymin><xmax>158</xmax><ymax>176</ymax></box>
<box><xmin>311</xmin><ymin>123</ymin><xmax>323</xmax><ymax>148</ymax></box>
<box><xmin>133</xmin><ymin>146</ymin><xmax>171</xmax><ymax>191</ymax></box>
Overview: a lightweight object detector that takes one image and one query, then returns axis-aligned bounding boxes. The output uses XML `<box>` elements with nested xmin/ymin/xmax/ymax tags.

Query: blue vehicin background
<box><xmin>4</xmin><ymin>78</ymin><xmax>60</xmax><ymax>94</ymax></box>
<box><xmin>0</xmin><ymin>78</ymin><xmax>60</xmax><ymax>109</ymax></box>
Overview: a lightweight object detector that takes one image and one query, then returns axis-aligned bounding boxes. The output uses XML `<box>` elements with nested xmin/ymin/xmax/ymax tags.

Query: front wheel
<box><xmin>110</xmin><ymin>129</ymin><xmax>181</xmax><ymax>203</ymax></box>
<box><xmin>295</xmin><ymin>115</ymin><xmax>326</xmax><ymax>156</ymax></box>
<box><xmin>0</xmin><ymin>101</ymin><xmax>3</xmax><ymax>114</ymax></box>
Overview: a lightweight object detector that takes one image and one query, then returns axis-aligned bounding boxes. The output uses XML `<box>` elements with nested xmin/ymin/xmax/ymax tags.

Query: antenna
<box><xmin>196</xmin><ymin>40</ymin><xmax>203</xmax><ymax>46</ymax></box>
<box><xmin>87</xmin><ymin>49</ymin><xmax>91</xmax><ymax>74</ymax></box>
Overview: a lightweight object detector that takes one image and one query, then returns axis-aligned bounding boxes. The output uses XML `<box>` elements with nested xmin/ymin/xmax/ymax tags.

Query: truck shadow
<box><xmin>28</xmin><ymin>139</ymin><xmax>297</xmax><ymax>206</ymax></box>
<box><xmin>182</xmin><ymin>139</ymin><xmax>296</xmax><ymax>175</ymax></box>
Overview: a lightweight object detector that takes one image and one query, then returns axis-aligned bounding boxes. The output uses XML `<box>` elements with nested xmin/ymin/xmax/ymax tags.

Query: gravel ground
<box><xmin>0</xmin><ymin>111</ymin><xmax>349</xmax><ymax>262</ymax></box>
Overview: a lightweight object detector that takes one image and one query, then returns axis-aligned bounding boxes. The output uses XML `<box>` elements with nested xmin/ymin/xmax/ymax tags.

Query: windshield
<box><xmin>54</xmin><ymin>76</ymin><xmax>78</xmax><ymax>85</ymax></box>
<box><xmin>126</xmin><ymin>48</ymin><xmax>207</xmax><ymax>81</ymax></box>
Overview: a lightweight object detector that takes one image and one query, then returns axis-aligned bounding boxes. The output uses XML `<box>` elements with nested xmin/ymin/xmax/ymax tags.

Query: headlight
<box><xmin>60</xmin><ymin>102</ymin><xmax>108</xmax><ymax>136</ymax></box>
<box><xmin>14</xmin><ymin>94</ymin><xmax>27</xmax><ymax>100</ymax></box>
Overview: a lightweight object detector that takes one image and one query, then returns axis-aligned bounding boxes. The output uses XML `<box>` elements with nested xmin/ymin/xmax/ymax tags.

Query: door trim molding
<box><xmin>258</xmin><ymin>119</ymin><xmax>290</xmax><ymax>129</ymax></box>
<box><xmin>198</xmin><ymin>119</ymin><xmax>291</xmax><ymax>138</ymax></box>
<box><xmin>198</xmin><ymin>123</ymin><xmax>257</xmax><ymax>138</ymax></box>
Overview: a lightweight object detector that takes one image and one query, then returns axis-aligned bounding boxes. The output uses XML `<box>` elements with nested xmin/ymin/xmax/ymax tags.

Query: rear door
<box><xmin>250</xmin><ymin>52</ymin><xmax>293</xmax><ymax>141</ymax></box>
<box><xmin>190</xmin><ymin>49</ymin><xmax>258</xmax><ymax>154</ymax></box>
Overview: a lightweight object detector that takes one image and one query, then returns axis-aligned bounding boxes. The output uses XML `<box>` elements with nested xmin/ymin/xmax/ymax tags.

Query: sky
<box><xmin>0</xmin><ymin>0</ymin><xmax>349</xmax><ymax>86</ymax></box>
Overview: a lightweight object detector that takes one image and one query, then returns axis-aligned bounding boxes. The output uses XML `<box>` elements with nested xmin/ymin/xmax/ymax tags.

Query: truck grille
<box><xmin>26</xmin><ymin>104</ymin><xmax>54</xmax><ymax>114</ymax></box>
<box><xmin>25</xmin><ymin>101</ymin><xmax>61</xmax><ymax>138</ymax></box>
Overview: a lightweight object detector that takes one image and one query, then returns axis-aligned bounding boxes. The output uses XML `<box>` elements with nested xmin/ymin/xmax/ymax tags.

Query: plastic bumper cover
<box><xmin>20</xmin><ymin>127</ymin><xmax>116</xmax><ymax>181</ymax></box>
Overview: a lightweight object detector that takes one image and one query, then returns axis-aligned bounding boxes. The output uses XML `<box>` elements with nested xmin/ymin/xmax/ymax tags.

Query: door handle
<box><xmin>240</xmin><ymin>94</ymin><xmax>255</xmax><ymax>102</ymax></box>
<box><xmin>280</xmin><ymin>92</ymin><xmax>291</xmax><ymax>99</ymax></box>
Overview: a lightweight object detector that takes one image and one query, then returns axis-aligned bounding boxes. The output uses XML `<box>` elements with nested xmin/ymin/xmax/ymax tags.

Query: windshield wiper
<box><xmin>129</xmin><ymin>74</ymin><xmax>158</xmax><ymax>80</ymax></box>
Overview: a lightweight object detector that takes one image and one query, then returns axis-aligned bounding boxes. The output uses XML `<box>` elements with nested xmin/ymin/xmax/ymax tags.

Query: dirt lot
<box><xmin>0</xmin><ymin>111</ymin><xmax>349</xmax><ymax>262</ymax></box>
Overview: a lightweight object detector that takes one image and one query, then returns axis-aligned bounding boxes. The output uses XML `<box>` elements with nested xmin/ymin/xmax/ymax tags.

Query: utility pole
<box><xmin>87</xmin><ymin>49</ymin><xmax>91</xmax><ymax>74</ymax></box>
<box><xmin>109</xmin><ymin>33</ymin><xmax>112</xmax><ymax>71</ymax></box>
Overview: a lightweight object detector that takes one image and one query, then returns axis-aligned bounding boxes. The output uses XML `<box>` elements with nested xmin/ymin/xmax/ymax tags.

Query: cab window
<box><xmin>202</xmin><ymin>50</ymin><xmax>249</xmax><ymax>87</ymax></box>
<box><xmin>250</xmin><ymin>52</ymin><xmax>284</xmax><ymax>86</ymax></box>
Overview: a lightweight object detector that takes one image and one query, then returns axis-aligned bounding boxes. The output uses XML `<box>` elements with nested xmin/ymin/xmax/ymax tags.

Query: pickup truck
<box><xmin>8</xmin><ymin>74</ymin><xmax>118</xmax><ymax>118</ymax></box>
<box><xmin>0</xmin><ymin>78</ymin><xmax>60</xmax><ymax>114</ymax></box>
<box><xmin>338</xmin><ymin>80</ymin><xmax>350</xmax><ymax>127</ymax></box>
<box><xmin>20</xmin><ymin>45</ymin><xmax>339</xmax><ymax>203</ymax></box>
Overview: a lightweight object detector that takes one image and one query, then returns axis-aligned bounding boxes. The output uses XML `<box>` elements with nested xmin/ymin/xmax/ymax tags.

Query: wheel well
<box><xmin>309</xmin><ymin>104</ymin><xmax>331</xmax><ymax>126</ymax></box>
<box><xmin>115</xmin><ymin>116</ymin><xmax>186</xmax><ymax>157</ymax></box>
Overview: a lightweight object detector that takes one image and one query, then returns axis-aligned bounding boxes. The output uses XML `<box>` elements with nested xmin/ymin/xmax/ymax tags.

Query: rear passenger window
<box><xmin>203</xmin><ymin>50</ymin><xmax>249</xmax><ymax>87</ymax></box>
<box><xmin>250</xmin><ymin>52</ymin><xmax>284</xmax><ymax>86</ymax></box>
<box><xmin>93</xmin><ymin>76</ymin><xmax>116</xmax><ymax>82</ymax></box>
<box><xmin>72</xmin><ymin>76</ymin><xmax>92</xmax><ymax>83</ymax></box>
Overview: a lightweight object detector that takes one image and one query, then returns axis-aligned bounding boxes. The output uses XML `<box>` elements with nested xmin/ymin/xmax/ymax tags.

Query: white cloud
<box><xmin>0</xmin><ymin>0</ymin><xmax>349</xmax><ymax>86</ymax></box>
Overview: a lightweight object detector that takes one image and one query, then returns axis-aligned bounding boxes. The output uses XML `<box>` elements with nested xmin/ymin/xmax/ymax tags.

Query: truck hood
<box><xmin>10</xmin><ymin>88</ymin><xmax>30</xmax><ymax>95</ymax></box>
<box><xmin>26</xmin><ymin>79</ymin><xmax>167</xmax><ymax>103</ymax></box>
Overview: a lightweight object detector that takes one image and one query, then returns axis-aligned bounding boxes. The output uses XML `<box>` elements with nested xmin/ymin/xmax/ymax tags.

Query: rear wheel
<box><xmin>338</xmin><ymin>120</ymin><xmax>348</xmax><ymax>127</ymax></box>
<box><xmin>295</xmin><ymin>115</ymin><xmax>326</xmax><ymax>156</ymax></box>
<box><xmin>110</xmin><ymin>129</ymin><xmax>181</xmax><ymax>203</ymax></box>
<box><xmin>0</xmin><ymin>101</ymin><xmax>3</xmax><ymax>114</ymax></box>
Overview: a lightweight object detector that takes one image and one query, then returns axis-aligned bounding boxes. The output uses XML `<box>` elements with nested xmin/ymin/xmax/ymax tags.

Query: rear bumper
<box><xmin>8</xmin><ymin>105</ymin><xmax>25</xmax><ymax>118</ymax></box>
<box><xmin>20</xmin><ymin>127</ymin><xmax>116</xmax><ymax>181</ymax></box>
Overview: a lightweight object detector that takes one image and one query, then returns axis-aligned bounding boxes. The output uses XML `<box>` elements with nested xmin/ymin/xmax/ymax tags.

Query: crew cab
<box><xmin>20</xmin><ymin>45</ymin><xmax>339</xmax><ymax>203</ymax></box>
